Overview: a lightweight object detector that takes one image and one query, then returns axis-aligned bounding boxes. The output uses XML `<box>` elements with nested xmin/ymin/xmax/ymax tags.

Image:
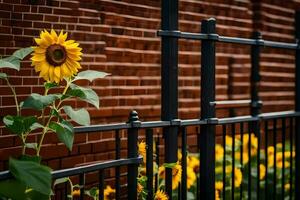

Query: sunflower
<box><xmin>158</xmin><ymin>163</ymin><xmax>182</xmax><ymax>190</ymax></box>
<box><xmin>260</xmin><ymin>164</ymin><xmax>266</xmax><ymax>180</ymax></box>
<box><xmin>215</xmin><ymin>181</ymin><xmax>223</xmax><ymax>191</ymax></box>
<box><xmin>138</xmin><ymin>141</ymin><xmax>147</xmax><ymax>162</ymax></box>
<box><xmin>235</xmin><ymin>152</ymin><xmax>249</xmax><ymax>165</ymax></box>
<box><xmin>215</xmin><ymin>190</ymin><xmax>220</xmax><ymax>200</ymax></box>
<box><xmin>234</xmin><ymin>168</ymin><xmax>242</xmax><ymax>188</ymax></box>
<box><xmin>31</xmin><ymin>29</ymin><xmax>82</xmax><ymax>83</ymax></box>
<box><xmin>104</xmin><ymin>185</ymin><xmax>115</xmax><ymax>200</ymax></box>
<box><xmin>187</xmin><ymin>167</ymin><xmax>196</xmax><ymax>189</ymax></box>
<box><xmin>215</xmin><ymin>144</ymin><xmax>224</xmax><ymax>161</ymax></box>
<box><xmin>242</xmin><ymin>133</ymin><xmax>258</xmax><ymax>156</ymax></box>
<box><xmin>187</xmin><ymin>155</ymin><xmax>200</xmax><ymax>173</ymax></box>
<box><xmin>155</xmin><ymin>190</ymin><xmax>168</xmax><ymax>200</ymax></box>
<box><xmin>72</xmin><ymin>189</ymin><xmax>80</xmax><ymax>197</ymax></box>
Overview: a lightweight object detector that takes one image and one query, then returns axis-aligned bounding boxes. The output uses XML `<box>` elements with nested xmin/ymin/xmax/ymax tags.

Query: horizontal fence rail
<box><xmin>157</xmin><ymin>30</ymin><xmax>300</xmax><ymax>50</ymax></box>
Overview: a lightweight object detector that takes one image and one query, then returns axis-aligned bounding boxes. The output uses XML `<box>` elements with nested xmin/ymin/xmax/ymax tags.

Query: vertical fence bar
<box><xmin>289</xmin><ymin>117</ymin><xmax>293</xmax><ymax>199</ymax></box>
<box><xmin>98</xmin><ymin>170</ymin><xmax>104</xmax><ymax>200</ymax></box>
<box><xmin>196</xmin><ymin>126</ymin><xmax>200</xmax><ymax>200</ymax></box>
<box><xmin>251</xmin><ymin>30</ymin><xmax>262</xmax><ymax>200</ymax></box>
<box><xmin>248</xmin><ymin>124</ymin><xmax>251</xmax><ymax>200</ymax></box>
<box><xmin>295</xmin><ymin>11</ymin><xmax>300</xmax><ymax>200</ymax></box>
<box><xmin>127</xmin><ymin>110</ymin><xmax>139</xmax><ymax>200</ymax></box>
<box><xmin>146</xmin><ymin>129</ymin><xmax>154</xmax><ymax>200</ymax></box>
<box><xmin>79</xmin><ymin>173</ymin><xmax>85</xmax><ymax>200</ymax></box>
<box><xmin>273</xmin><ymin>119</ymin><xmax>277</xmax><ymax>200</ymax></box>
<box><xmin>181</xmin><ymin>126</ymin><xmax>187</xmax><ymax>200</ymax></box>
<box><xmin>200</xmin><ymin>18</ymin><xmax>216</xmax><ymax>200</ymax></box>
<box><xmin>222</xmin><ymin>125</ymin><xmax>226</xmax><ymax>200</ymax></box>
<box><xmin>155</xmin><ymin>136</ymin><xmax>160</xmax><ymax>192</ymax></box>
<box><xmin>161</xmin><ymin>0</ymin><xmax>179</xmax><ymax>198</ymax></box>
<box><xmin>115</xmin><ymin>130</ymin><xmax>121</xmax><ymax>200</ymax></box>
<box><xmin>240</xmin><ymin>122</ymin><xmax>244</xmax><ymax>198</ymax></box>
<box><xmin>231</xmin><ymin>123</ymin><xmax>235</xmax><ymax>200</ymax></box>
<box><xmin>282</xmin><ymin>118</ymin><xmax>286</xmax><ymax>200</ymax></box>
<box><xmin>265</xmin><ymin>120</ymin><xmax>269</xmax><ymax>199</ymax></box>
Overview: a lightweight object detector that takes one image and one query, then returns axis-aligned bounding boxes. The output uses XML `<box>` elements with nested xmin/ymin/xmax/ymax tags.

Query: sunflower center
<box><xmin>46</xmin><ymin>44</ymin><xmax>67</xmax><ymax>66</ymax></box>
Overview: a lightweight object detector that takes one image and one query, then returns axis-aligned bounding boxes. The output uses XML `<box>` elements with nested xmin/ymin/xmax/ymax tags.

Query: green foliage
<box><xmin>21</xmin><ymin>93</ymin><xmax>60</xmax><ymax>110</ymax></box>
<box><xmin>49</xmin><ymin>120</ymin><xmax>74</xmax><ymax>150</ymax></box>
<box><xmin>63</xmin><ymin>106</ymin><xmax>90</xmax><ymax>126</ymax></box>
<box><xmin>66</xmin><ymin>83</ymin><xmax>100</xmax><ymax>109</ymax></box>
<box><xmin>3</xmin><ymin>115</ymin><xmax>37</xmax><ymax>135</ymax></box>
<box><xmin>73</xmin><ymin>70</ymin><xmax>109</xmax><ymax>82</ymax></box>
<box><xmin>0</xmin><ymin>72</ymin><xmax>8</xmax><ymax>79</ymax></box>
<box><xmin>0</xmin><ymin>47</ymin><xmax>33</xmax><ymax>71</ymax></box>
<box><xmin>9</xmin><ymin>158</ymin><xmax>52</xmax><ymax>195</ymax></box>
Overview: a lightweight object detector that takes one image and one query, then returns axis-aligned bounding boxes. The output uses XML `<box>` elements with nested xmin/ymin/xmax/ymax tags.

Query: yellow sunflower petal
<box><xmin>58</xmin><ymin>31</ymin><xmax>68</xmax><ymax>44</ymax></box>
<box><xmin>50</xmin><ymin>29</ymin><xmax>58</xmax><ymax>41</ymax></box>
<box><xmin>31</xmin><ymin>54</ymin><xmax>46</xmax><ymax>62</ymax></box>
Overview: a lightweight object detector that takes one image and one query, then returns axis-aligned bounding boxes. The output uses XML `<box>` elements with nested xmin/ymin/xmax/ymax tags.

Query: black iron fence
<box><xmin>1</xmin><ymin>2</ymin><xmax>300</xmax><ymax>200</ymax></box>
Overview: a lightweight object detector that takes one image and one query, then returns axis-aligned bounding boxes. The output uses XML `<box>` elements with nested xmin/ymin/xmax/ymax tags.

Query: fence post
<box><xmin>161</xmin><ymin>0</ymin><xmax>179</xmax><ymax>199</ymax></box>
<box><xmin>200</xmin><ymin>18</ymin><xmax>216</xmax><ymax>200</ymax></box>
<box><xmin>295</xmin><ymin>11</ymin><xmax>300</xmax><ymax>200</ymax></box>
<box><xmin>127</xmin><ymin>110</ymin><xmax>139</xmax><ymax>200</ymax></box>
<box><xmin>250</xmin><ymin>31</ymin><xmax>262</xmax><ymax>199</ymax></box>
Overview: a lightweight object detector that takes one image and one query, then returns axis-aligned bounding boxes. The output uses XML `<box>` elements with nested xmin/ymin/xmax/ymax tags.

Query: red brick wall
<box><xmin>0</xmin><ymin>0</ymin><xmax>300</xmax><ymax>170</ymax></box>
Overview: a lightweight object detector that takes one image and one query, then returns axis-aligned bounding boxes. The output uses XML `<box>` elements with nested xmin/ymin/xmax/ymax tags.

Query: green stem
<box><xmin>36</xmin><ymin>81</ymin><xmax>71</xmax><ymax>156</ymax></box>
<box><xmin>6</xmin><ymin>79</ymin><xmax>20</xmax><ymax>116</ymax></box>
<box><xmin>41</xmin><ymin>88</ymin><xmax>49</xmax><ymax>125</ymax></box>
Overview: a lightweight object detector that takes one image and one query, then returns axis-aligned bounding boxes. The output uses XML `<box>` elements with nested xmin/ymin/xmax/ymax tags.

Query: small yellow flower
<box><xmin>178</xmin><ymin>150</ymin><xmax>182</xmax><ymax>161</ymax></box>
<box><xmin>187</xmin><ymin>167</ymin><xmax>196</xmax><ymax>189</ymax></box>
<box><xmin>31</xmin><ymin>29</ymin><xmax>82</xmax><ymax>83</ymax></box>
<box><xmin>215</xmin><ymin>190</ymin><xmax>220</xmax><ymax>200</ymax></box>
<box><xmin>104</xmin><ymin>185</ymin><xmax>115</xmax><ymax>200</ymax></box>
<box><xmin>72</xmin><ymin>189</ymin><xmax>80</xmax><ymax>197</ymax></box>
<box><xmin>215</xmin><ymin>144</ymin><xmax>224</xmax><ymax>161</ymax></box>
<box><xmin>215</xmin><ymin>181</ymin><xmax>223</xmax><ymax>191</ymax></box>
<box><xmin>235</xmin><ymin>152</ymin><xmax>249</xmax><ymax>165</ymax></box>
<box><xmin>276</xmin><ymin>152</ymin><xmax>290</xmax><ymax>168</ymax></box>
<box><xmin>225</xmin><ymin>135</ymin><xmax>233</xmax><ymax>146</ymax></box>
<box><xmin>268</xmin><ymin>154</ymin><xmax>274</xmax><ymax>167</ymax></box>
<box><xmin>187</xmin><ymin>155</ymin><xmax>199</xmax><ymax>173</ymax></box>
<box><xmin>267</xmin><ymin>146</ymin><xmax>274</xmax><ymax>156</ymax></box>
<box><xmin>138</xmin><ymin>141</ymin><xmax>147</xmax><ymax>162</ymax></box>
<box><xmin>234</xmin><ymin>168</ymin><xmax>242</xmax><ymax>188</ymax></box>
<box><xmin>242</xmin><ymin>133</ymin><xmax>258</xmax><ymax>156</ymax></box>
<box><xmin>155</xmin><ymin>190</ymin><xmax>168</xmax><ymax>200</ymax></box>
<box><xmin>137</xmin><ymin>183</ymin><xmax>143</xmax><ymax>194</ymax></box>
<box><xmin>260</xmin><ymin>164</ymin><xmax>266</xmax><ymax>180</ymax></box>
<box><xmin>285</xmin><ymin>183</ymin><xmax>290</xmax><ymax>190</ymax></box>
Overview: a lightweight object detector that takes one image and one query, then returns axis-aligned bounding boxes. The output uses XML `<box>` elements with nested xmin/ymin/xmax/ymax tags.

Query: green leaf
<box><xmin>54</xmin><ymin>177</ymin><xmax>69</xmax><ymax>186</ymax></box>
<box><xmin>0</xmin><ymin>58</ymin><xmax>20</xmax><ymax>70</ymax></box>
<box><xmin>19</xmin><ymin>155</ymin><xmax>41</xmax><ymax>163</ymax></box>
<box><xmin>66</xmin><ymin>83</ymin><xmax>99</xmax><ymax>109</ymax></box>
<box><xmin>0</xmin><ymin>72</ymin><xmax>8</xmax><ymax>79</ymax></box>
<box><xmin>0</xmin><ymin>179</ymin><xmax>50</xmax><ymax>200</ymax></box>
<box><xmin>21</xmin><ymin>93</ymin><xmax>60</xmax><ymax>110</ymax></box>
<box><xmin>63</xmin><ymin>106</ymin><xmax>90</xmax><ymax>126</ymax></box>
<box><xmin>163</xmin><ymin>162</ymin><xmax>177</xmax><ymax>168</ymax></box>
<box><xmin>73</xmin><ymin>70</ymin><xmax>109</xmax><ymax>82</ymax></box>
<box><xmin>3</xmin><ymin>115</ymin><xmax>37</xmax><ymax>135</ymax></box>
<box><xmin>49</xmin><ymin>120</ymin><xmax>74</xmax><ymax>151</ymax></box>
<box><xmin>12</xmin><ymin>47</ymin><xmax>33</xmax><ymax>60</ymax></box>
<box><xmin>44</xmin><ymin>82</ymin><xmax>58</xmax><ymax>90</ymax></box>
<box><xmin>9</xmin><ymin>158</ymin><xmax>52</xmax><ymax>195</ymax></box>
<box><xmin>30</xmin><ymin>122</ymin><xmax>44</xmax><ymax>131</ymax></box>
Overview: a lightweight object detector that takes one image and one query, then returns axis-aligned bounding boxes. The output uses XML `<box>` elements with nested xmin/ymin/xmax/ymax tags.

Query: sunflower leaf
<box><xmin>66</xmin><ymin>83</ymin><xmax>99</xmax><ymax>109</ymax></box>
<box><xmin>63</xmin><ymin>106</ymin><xmax>90</xmax><ymax>126</ymax></box>
<box><xmin>3</xmin><ymin>115</ymin><xmax>37</xmax><ymax>135</ymax></box>
<box><xmin>12</xmin><ymin>47</ymin><xmax>33</xmax><ymax>60</ymax></box>
<box><xmin>49</xmin><ymin>120</ymin><xmax>74</xmax><ymax>151</ymax></box>
<box><xmin>0</xmin><ymin>58</ymin><xmax>20</xmax><ymax>70</ymax></box>
<box><xmin>73</xmin><ymin>70</ymin><xmax>109</xmax><ymax>82</ymax></box>
<box><xmin>0</xmin><ymin>72</ymin><xmax>8</xmax><ymax>79</ymax></box>
<box><xmin>21</xmin><ymin>93</ymin><xmax>61</xmax><ymax>110</ymax></box>
<box><xmin>9</xmin><ymin>158</ymin><xmax>52</xmax><ymax>195</ymax></box>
